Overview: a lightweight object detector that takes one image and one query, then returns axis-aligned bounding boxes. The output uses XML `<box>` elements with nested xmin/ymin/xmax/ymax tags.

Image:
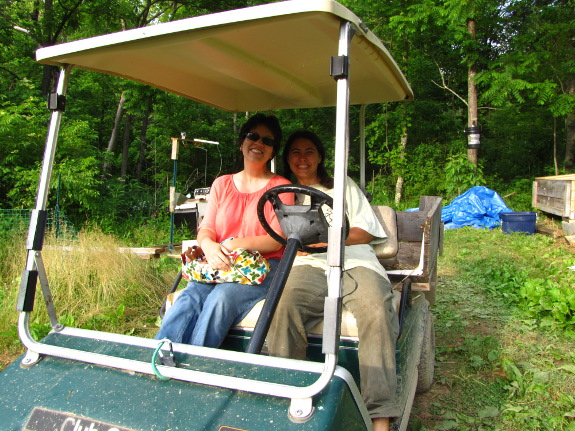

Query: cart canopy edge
<box><xmin>35</xmin><ymin>0</ymin><xmax>413</xmax><ymax>112</ymax></box>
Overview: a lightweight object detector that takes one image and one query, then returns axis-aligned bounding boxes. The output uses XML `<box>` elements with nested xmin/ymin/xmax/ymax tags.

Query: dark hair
<box><xmin>238</xmin><ymin>113</ymin><xmax>282</xmax><ymax>159</ymax></box>
<box><xmin>282</xmin><ymin>130</ymin><xmax>334</xmax><ymax>189</ymax></box>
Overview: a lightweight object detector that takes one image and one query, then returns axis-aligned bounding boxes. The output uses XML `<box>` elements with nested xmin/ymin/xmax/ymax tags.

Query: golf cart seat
<box><xmin>165</xmin><ymin>205</ymin><xmax>400</xmax><ymax>339</ymax></box>
<box><xmin>371</xmin><ymin>205</ymin><xmax>399</xmax><ymax>260</ymax></box>
<box><xmin>233</xmin><ymin>205</ymin><xmax>400</xmax><ymax>338</ymax></box>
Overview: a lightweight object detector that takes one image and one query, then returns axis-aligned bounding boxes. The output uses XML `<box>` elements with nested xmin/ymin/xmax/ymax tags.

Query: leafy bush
<box><xmin>448</xmin><ymin>228</ymin><xmax>575</xmax><ymax>332</ymax></box>
<box><xmin>443</xmin><ymin>153</ymin><xmax>486</xmax><ymax>199</ymax></box>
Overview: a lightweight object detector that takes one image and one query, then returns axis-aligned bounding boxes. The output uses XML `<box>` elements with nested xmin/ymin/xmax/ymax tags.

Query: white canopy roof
<box><xmin>36</xmin><ymin>0</ymin><xmax>413</xmax><ymax>112</ymax></box>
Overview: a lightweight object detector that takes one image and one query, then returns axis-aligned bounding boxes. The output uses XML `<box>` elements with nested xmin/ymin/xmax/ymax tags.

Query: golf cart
<box><xmin>1</xmin><ymin>1</ymin><xmax>440</xmax><ymax>430</ymax></box>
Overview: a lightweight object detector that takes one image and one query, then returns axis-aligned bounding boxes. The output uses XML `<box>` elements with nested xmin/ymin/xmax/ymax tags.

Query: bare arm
<box><xmin>198</xmin><ymin>229</ymin><xmax>282</xmax><ymax>271</ymax></box>
<box><xmin>297</xmin><ymin>227</ymin><xmax>374</xmax><ymax>256</ymax></box>
<box><xmin>197</xmin><ymin>228</ymin><xmax>232</xmax><ymax>271</ymax></box>
<box><xmin>222</xmin><ymin>235</ymin><xmax>282</xmax><ymax>254</ymax></box>
<box><xmin>345</xmin><ymin>226</ymin><xmax>375</xmax><ymax>246</ymax></box>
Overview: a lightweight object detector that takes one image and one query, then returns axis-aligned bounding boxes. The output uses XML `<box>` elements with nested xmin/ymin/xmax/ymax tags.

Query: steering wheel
<box><xmin>257</xmin><ymin>184</ymin><xmax>348</xmax><ymax>253</ymax></box>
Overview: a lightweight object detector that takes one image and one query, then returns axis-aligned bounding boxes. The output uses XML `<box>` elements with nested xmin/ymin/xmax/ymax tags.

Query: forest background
<box><xmin>0</xmin><ymin>0</ymin><xmax>574</xmax><ymax>242</ymax></box>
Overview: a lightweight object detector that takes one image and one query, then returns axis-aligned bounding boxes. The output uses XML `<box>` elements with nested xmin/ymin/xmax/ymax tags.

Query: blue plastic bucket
<box><xmin>500</xmin><ymin>212</ymin><xmax>537</xmax><ymax>235</ymax></box>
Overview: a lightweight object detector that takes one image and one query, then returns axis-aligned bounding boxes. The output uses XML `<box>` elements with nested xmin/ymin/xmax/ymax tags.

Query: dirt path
<box><xmin>409</xmin><ymin>271</ymin><xmax>511</xmax><ymax>430</ymax></box>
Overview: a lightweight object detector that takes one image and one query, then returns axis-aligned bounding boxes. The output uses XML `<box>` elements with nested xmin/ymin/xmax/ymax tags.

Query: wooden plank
<box><xmin>383</xmin><ymin>197</ymin><xmax>442</xmax><ymax>289</ymax></box>
<box><xmin>566</xmin><ymin>181</ymin><xmax>573</xmax><ymax>219</ymax></box>
<box><xmin>533</xmin><ymin>178</ymin><xmax>574</xmax><ymax>218</ymax></box>
<box><xmin>536</xmin><ymin>179</ymin><xmax>569</xmax><ymax>199</ymax></box>
<box><xmin>118</xmin><ymin>243</ymin><xmax>181</xmax><ymax>259</ymax></box>
<box><xmin>535</xmin><ymin>174</ymin><xmax>575</xmax><ymax>180</ymax></box>
<box><xmin>395</xmin><ymin>212</ymin><xmax>425</xmax><ymax>242</ymax></box>
<box><xmin>381</xmin><ymin>242</ymin><xmax>422</xmax><ymax>270</ymax></box>
<box><xmin>536</xmin><ymin>225</ymin><xmax>563</xmax><ymax>238</ymax></box>
<box><xmin>537</xmin><ymin>196</ymin><xmax>568</xmax><ymax>216</ymax></box>
<box><xmin>420</xmin><ymin>196</ymin><xmax>442</xmax><ymax>283</ymax></box>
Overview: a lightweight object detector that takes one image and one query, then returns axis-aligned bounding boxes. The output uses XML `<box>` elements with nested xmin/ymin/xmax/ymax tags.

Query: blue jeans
<box><xmin>155</xmin><ymin>259</ymin><xmax>279</xmax><ymax>347</ymax></box>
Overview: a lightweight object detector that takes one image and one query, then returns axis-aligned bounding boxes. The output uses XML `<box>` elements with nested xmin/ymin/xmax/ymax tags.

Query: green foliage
<box><xmin>449</xmin><ymin>229</ymin><xmax>575</xmax><ymax>332</ymax></box>
<box><xmin>443</xmin><ymin>153</ymin><xmax>486</xmax><ymax>199</ymax></box>
<box><xmin>474</xmin><ymin>175</ymin><xmax>535</xmax><ymax>214</ymax></box>
<box><xmin>0</xmin><ymin>0</ymin><xmax>572</xmax><ymax>225</ymax></box>
<box><xmin>426</xmin><ymin>228</ymin><xmax>575</xmax><ymax>430</ymax></box>
<box><xmin>366</xmin><ymin>170</ymin><xmax>396</xmax><ymax>207</ymax></box>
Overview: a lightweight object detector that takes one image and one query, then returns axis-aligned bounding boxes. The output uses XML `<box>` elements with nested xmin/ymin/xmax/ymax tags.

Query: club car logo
<box><xmin>24</xmin><ymin>407</ymin><xmax>136</xmax><ymax>431</ymax></box>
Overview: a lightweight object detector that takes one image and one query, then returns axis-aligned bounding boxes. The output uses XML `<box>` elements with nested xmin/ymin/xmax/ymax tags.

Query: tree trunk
<box><xmin>136</xmin><ymin>96</ymin><xmax>153</xmax><ymax>180</ymax></box>
<box><xmin>103</xmin><ymin>92</ymin><xmax>126</xmax><ymax>173</ymax></box>
<box><xmin>467</xmin><ymin>17</ymin><xmax>479</xmax><ymax>166</ymax></box>
<box><xmin>554</xmin><ymin>117</ymin><xmax>559</xmax><ymax>175</ymax></box>
<box><xmin>121</xmin><ymin>114</ymin><xmax>133</xmax><ymax>178</ymax></box>
<box><xmin>394</xmin><ymin>16</ymin><xmax>410</xmax><ymax>206</ymax></box>
<box><xmin>394</xmin><ymin>176</ymin><xmax>404</xmax><ymax>206</ymax></box>
<box><xmin>394</xmin><ymin>126</ymin><xmax>408</xmax><ymax>205</ymax></box>
<box><xmin>564</xmin><ymin>78</ymin><xmax>575</xmax><ymax>172</ymax></box>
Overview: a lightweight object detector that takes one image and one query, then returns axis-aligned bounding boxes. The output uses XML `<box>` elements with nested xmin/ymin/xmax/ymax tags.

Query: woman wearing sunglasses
<box><xmin>156</xmin><ymin>113</ymin><xmax>293</xmax><ymax>347</ymax></box>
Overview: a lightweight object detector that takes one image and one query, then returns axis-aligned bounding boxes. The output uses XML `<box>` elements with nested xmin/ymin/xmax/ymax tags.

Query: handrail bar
<box><xmin>18</xmin><ymin>312</ymin><xmax>337</xmax><ymax>401</ymax></box>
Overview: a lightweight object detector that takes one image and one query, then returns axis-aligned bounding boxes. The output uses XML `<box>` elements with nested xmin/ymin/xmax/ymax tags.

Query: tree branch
<box><xmin>432</xmin><ymin>60</ymin><xmax>468</xmax><ymax>106</ymax></box>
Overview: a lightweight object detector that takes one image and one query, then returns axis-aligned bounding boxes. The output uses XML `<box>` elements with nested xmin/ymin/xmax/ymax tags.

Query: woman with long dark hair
<box><xmin>268</xmin><ymin>130</ymin><xmax>399</xmax><ymax>431</ymax></box>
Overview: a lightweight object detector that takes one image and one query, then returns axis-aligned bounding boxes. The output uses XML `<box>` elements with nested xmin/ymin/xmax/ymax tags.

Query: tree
<box><xmin>0</xmin><ymin>0</ymin><xmax>572</xmax><ymax>226</ymax></box>
<box><xmin>478</xmin><ymin>0</ymin><xmax>575</xmax><ymax>172</ymax></box>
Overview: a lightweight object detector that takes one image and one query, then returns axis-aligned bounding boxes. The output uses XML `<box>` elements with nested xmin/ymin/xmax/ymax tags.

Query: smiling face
<box><xmin>287</xmin><ymin>138</ymin><xmax>322</xmax><ymax>186</ymax></box>
<box><xmin>240</xmin><ymin>123</ymin><xmax>275</xmax><ymax>163</ymax></box>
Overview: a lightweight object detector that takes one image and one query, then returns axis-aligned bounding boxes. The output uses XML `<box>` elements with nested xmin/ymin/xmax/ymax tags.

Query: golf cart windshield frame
<box><xmin>21</xmin><ymin>0</ymin><xmax>412</xmax><ymax>423</ymax></box>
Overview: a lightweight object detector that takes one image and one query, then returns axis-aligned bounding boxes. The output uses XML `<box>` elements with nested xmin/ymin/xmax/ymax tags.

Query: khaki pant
<box><xmin>266</xmin><ymin>265</ymin><xmax>400</xmax><ymax>418</ymax></box>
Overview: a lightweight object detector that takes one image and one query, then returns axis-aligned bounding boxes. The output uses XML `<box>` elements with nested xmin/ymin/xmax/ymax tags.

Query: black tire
<box><xmin>416</xmin><ymin>313</ymin><xmax>435</xmax><ymax>393</ymax></box>
<box><xmin>398</xmin><ymin>278</ymin><xmax>412</xmax><ymax>334</ymax></box>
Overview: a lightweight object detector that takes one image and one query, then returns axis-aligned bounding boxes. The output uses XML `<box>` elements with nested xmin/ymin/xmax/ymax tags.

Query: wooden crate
<box><xmin>533</xmin><ymin>174</ymin><xmax>575</xmax><ymax>221</ymax></box>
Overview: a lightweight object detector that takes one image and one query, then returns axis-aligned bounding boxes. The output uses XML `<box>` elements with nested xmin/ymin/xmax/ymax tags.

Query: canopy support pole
<box><xmin>18</xmin><ymin>65</ymin><xmax>71</xmax><ymax>336</ymax></box>
<box><xmin>360</xmin><ymin>104</ymin><xmax>366</xmax><ymax>192</ymax></box>
<box><xmin>323</xmin><ymin>19</ymin><xmax>355</xmax><ymax>372</ymax></box>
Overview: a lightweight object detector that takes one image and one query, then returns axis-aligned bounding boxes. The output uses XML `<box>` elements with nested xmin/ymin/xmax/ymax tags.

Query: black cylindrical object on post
<box><xmin>464</xmin><ymin>125</ymin><xmax>481</xmax><ymax>149</ymax></box>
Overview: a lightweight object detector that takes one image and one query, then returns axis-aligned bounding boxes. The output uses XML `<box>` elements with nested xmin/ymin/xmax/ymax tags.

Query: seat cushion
<box><xmin>235</xmin><ymin>290</ymin><xmax>401</xmax><ymax>339</ymax></box>
<box><xmin>371</xmin><ymin>206</ymin><xmax>398</xmax><ymax>260</ymax></box>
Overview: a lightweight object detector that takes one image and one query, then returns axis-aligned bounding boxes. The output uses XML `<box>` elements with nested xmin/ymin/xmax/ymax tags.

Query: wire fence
<box><xmin>0</xmin><ymin>209</ymin><xmax>77</xmax><ymax>240</ymax></box>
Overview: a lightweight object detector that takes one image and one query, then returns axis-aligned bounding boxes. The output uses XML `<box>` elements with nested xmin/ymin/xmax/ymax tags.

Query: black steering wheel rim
<box><xmin>257</xmin><ymin>184</ymin><xmax>347</xmax><ymax>253</ymax></box>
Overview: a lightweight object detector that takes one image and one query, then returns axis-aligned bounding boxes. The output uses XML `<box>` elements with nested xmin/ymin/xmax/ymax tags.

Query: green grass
<box><xmin>1</xmin><ymin>224</ymin><xmax>574</xmax><ymax>430</ymax></box>
<box><xmin>411</xmin><ymin>227</ymin><xmax>575</xmax><ymax>431</ymax></box>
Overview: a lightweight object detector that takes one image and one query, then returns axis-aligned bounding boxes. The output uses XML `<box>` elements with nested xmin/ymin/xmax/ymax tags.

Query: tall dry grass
<box><xmin>0</xmin><ymin>230</ymin><xmax>33</xmax><ymax>367</ymax></box>
<box><xmin>0</xmin><ymin>228</ymin><xmax>181</xmax><ymax>368</ymax></box>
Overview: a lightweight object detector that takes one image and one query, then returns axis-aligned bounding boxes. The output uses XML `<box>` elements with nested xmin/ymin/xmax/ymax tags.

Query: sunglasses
<box><xmin>245</xmin><ymin>131</ymin><xmax>275</xmax><ymax>147</ymax></box>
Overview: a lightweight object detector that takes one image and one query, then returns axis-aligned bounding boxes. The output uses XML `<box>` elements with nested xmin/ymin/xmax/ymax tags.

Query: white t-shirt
<box><xmin>293</xmin><ymin>177</ymin><xmax>389</xmax><ymax>281</ymax></box>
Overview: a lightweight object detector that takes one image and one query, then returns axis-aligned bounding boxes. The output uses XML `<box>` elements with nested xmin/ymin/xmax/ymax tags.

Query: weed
<box><xmin>0</xmin><ymin>228</ymin><xmax>180</xmax><ymax>367</ymax></box>
<box><xmin>416</xmin><ymin>228</ymin><xmax>575</xmax><ymax>431</ymax></box>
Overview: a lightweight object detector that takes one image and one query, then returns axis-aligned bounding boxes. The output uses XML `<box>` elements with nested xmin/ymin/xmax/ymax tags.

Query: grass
<box><xmin>412</xmin><ymin>226</ymin><xmax>575</xmax><ymax>431</ymax></box>
<box><xmin>0</xmin><ymin>223</ymin><xmax>574</xmax><ymax>430</ymax></box>
<box><xmin>0</xmin><ymin>228</ymin><xmax>182</xmax><ymax>369</ymax></box>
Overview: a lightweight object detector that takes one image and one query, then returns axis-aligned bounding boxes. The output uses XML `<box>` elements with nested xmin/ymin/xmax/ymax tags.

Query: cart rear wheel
<box><xmin>416</xmin><ymin>313</ymin><xmax>435</xmax><ymax>393</ymax></box>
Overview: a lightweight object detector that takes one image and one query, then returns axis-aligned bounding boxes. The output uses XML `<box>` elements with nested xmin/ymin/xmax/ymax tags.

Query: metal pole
<box><xmin>169</xmin><ymin>137</ymin><xmax>179</xmax><ymax>250</ymax></box>
<box><xmin>359</xmin><ymin>104</ymin><xmax>366</xmax><ymax>192</ymax></box>
<box><xmin>24</xmin><ymin>65</ymin><xmax>71</xmax><ymax>274</ymax></box>
<box><xmin>323</xmin><ymin>21</ymin><xmax>354</xmax><ymax>358</ymax></box>
<box><xmin>246</xmin><ymin>238</ymin><xmax>299</xmax><ymax>354</ymax></box>
<box><xmin>18</xmin><ymin>65</ymin><xmax>71</xmax><ymax>331</ymax></box>
<box><xmin>36</xmin><ymin>66</ymin><xmax>72</xmax><ymax>212</ymax></box>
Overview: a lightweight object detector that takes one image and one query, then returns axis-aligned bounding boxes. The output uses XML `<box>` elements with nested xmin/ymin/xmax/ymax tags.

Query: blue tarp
<box><xmin>441</xmin><ymin>186</ymin><xmax>512</xmax><ymax>229</ymax></box>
